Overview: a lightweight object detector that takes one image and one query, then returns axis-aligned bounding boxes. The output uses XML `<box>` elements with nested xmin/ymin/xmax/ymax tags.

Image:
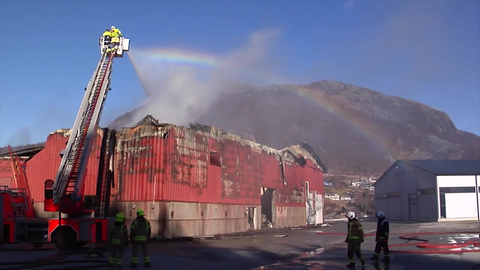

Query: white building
<box><xmin>325</xmin><ymin>194</ymin><xmax>340</xmax><ymax>200</ymax></box>
<box><xmin>374</xmin><ymin>160</ymin><xmax>480</xmax><ymax>222</ymax></box>
<box><xmin>351</xmin><ymin>181</ymin><xmax>362</xmax><ymax>187</ymax></box>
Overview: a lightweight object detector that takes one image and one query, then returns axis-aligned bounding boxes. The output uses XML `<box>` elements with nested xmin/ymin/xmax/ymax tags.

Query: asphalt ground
<box><xmin>0</xmin><ymin>220</ymin><xmax>479</xmax><ymax>270</ymax></box>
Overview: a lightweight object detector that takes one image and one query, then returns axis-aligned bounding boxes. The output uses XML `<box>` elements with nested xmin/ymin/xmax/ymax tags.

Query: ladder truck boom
<box><xmin>0</xmin><ymin>33</ymin><xmax>130</xmax><ymax>251</ymax></box>
<box><xmin>51</xmin><ymin>37</ymin><xmax>130</xmax><ymax>215</ymax></box>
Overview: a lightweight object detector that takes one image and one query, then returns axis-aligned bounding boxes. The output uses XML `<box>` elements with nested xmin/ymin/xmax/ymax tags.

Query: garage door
<box><xmin>445</xmin><ymin>193</ymin><xmax>477</xmax><ymax>218</ymax></box>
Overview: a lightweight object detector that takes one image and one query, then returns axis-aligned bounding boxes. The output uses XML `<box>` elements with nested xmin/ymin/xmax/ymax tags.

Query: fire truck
<box><xmin>0</xmin><ymin>146</ymin><xmax>35</xmax><ymax>245</ymax></box>
<box><xmin>0</xmin><ymin>35</ymin><xmax>130</xmax><ymax>250</ymax></box>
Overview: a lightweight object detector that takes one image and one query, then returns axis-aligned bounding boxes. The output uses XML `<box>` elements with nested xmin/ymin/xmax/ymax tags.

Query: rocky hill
<box><xmin>90</xmin><ymin>80</ymin><xmax>480</xmax><ymax>175</ymax></box>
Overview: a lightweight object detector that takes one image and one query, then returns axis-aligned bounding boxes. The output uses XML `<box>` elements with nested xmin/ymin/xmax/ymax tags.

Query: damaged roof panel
<box><xmin>127</xmin><ymin>115</ymin><xmax>327</xmax><ymax>171</ymax></box>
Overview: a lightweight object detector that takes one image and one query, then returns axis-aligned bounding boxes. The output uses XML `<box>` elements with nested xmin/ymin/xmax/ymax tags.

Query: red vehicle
<box><xmin>1</xmin><ymin>145</ymin><xmax>35</xmax><ymax>244</ymax></box>
<box><xmin>1</xmin><ymin>38</ymin><xmax>129</xmax><ymax>249</ymax></box>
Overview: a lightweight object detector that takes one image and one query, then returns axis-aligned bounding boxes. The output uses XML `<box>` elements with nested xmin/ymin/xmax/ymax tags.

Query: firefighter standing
<box><xmin>130</xmin><ymin>209</ymin><xmax>151</xmax><ymax>268</ymax></box>
<box><xmin>345</xmin><ymin>211</ymin><xmax>365</xmax><ymax>268</ymax></box>
<box><xmin>101</xmin><ymin>29</ymin><xmax>111</xmax><ymax>48</ymax></box>
<box><xmin>109</xmin><ymin>25</ymin><xmax>122</xmax><ymax>52</ymax></box>
<box><xmin>371</xmin><ymin>210</ymin><xmax>390</xmax><ymax>262</ymax></box>
<box><xmin>108</xmin><ymin>212</ymin><xmax>129</xmax><ymax>268</ymax></box>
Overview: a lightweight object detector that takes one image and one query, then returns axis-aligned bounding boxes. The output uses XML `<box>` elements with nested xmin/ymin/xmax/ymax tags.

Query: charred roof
<box><xmin>120</xmin><ymin>115</ymin><xmax>328</xmax><ymax>172</ymax></box>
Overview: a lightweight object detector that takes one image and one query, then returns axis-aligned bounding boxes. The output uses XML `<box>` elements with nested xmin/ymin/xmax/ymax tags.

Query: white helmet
<box><xmin>376</xmin><ymin>211</ymin><xmax>385</xmax><ymax>218</ymax></box>
<box><xmin>111</xmin><ymin>26</ymin><xmax>116</xmax><ymax>30</ymax></box>
<box><xmin>346</xmin><ymin>211</ymin><xmax>356</xmax><ymax>219</ymax></box>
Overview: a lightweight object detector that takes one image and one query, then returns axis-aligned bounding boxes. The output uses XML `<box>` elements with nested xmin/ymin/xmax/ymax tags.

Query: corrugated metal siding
<box><xmin>0</xmin><ymin>160</ymin><xmax>12</xmax><ymax>187</ymax></box>
<box><xmin>113</xmin><ymin>130</ymin><xmax>165</xmax><ymax>201</ymax></box>
<box><xmin>304</xmin><ymin>159</ymin><xmax>324</xmax><ymax>195</ymax></box>
<box><xmin>20</xmin><ymin>122</ymin><xmax>323</xmax><ymax>206</ymax></box>
<box><xmin>113</xmin><ymin>125</ymin><xmax>324</xmax><ymax>205</ymax></box>
<box><xmin>25</xmin><ymin>130</ymin><xmax>104</xmax><ymax>202</ymax></box>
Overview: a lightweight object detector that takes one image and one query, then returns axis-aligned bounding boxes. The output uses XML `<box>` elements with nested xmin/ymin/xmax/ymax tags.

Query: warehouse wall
<box><xmin>108</xmin><ymin>202</ymin><xmax>308</xmax><ymax>238</ymax></box>
<box><xmin>375</xmin><ymin>161</ymin><xmax>437</xmax><ymax>221</ymax></box>
<box><xmin>111</xmin><ymin>124</ymin><xmax>323</xmax><ymax>207</ymax></box>
<box><xmin>110</xmin><ymin>201</ymin><xmax>261</xmax><ymax>238</ymax></box>
<box><xmin>415</xmin><ymin>169</ymin><xmax>437</xmax><ymax>221</ymax></box>
<box><xmin>275</xmin><ymin>205</ymin><xmax>306</xmax><ymax>228</ymax></box>
<box><xmin>0</xmin><ymin>160</ymin><xmax>13</xmax><ymax>187</ymax></box>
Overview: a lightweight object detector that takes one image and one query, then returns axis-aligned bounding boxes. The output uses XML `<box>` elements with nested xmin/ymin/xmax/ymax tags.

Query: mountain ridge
<box><xmin>109</xmin><ymin>80</ymin><xmax>479</xmax><ymax>175</ymax></box>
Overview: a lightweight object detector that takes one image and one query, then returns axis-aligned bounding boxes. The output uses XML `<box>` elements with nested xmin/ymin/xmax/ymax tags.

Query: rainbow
<box><xmin>128</xmin><ymin>48</ymin><xmax>217</xmax><ymax>67</ymax></box>
<box><xmin>282</xmin><ymin>84</ymin><xmax>397</xmax><ymax>161</ymax></box>
<box><xmin>126</xmin><ymin>48</ymin><xmax>397</xmax><ymax>160</ymax></box>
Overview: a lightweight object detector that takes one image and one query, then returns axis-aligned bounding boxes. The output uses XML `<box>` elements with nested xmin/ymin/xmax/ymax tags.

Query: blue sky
<box><xmin>0</xmin><ymin>0</ymin><xmax>479</xmax><ymax>146</ymax></box>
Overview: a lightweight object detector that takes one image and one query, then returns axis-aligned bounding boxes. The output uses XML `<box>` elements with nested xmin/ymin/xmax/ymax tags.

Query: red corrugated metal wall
<box><xmin>112</xmin><ymin>125</ymin><xmax>324</xmax><ymax>206</ymax></box>
<box><xmin>24</xmin><ymin>130</ymin><xmax>104</xmax><ymax>202</ymax></box>
<box><xmin>18</xmin><ymin>124</ymin><xmax>323</xmax><ymax>206</ymax></box>
<box><xmin>0</xmin><ymin>160</ymin><xmax>13</xmax><ymax>187</ymax></box>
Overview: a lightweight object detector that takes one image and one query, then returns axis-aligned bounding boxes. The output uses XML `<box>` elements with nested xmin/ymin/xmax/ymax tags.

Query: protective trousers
<box><xmin>131</xmin><ymin>242</ymin><xmax>150</xmax><ymax>267</ymax></box>
<box><xmin>347</xmin><ymin>240</ymin><xmax>364</xmax><ymax>264</ymax></box>
<box><xmin>373</xmin><ymin>241</ymin><xmax>390</xmax><ymax>259</ymax></box>
<box><xmin>108</xmin><ymin>245</ymin><xmax>125</xmax><ymax>267</ymax></box>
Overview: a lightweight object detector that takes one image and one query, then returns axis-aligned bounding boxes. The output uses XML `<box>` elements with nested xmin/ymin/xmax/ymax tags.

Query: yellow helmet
<box><xmin>116</xmin><ymin>212</ymin><xmax>125</xmax><ymax>222</ymax></box>
<box><xmin>136</xmin><ymin>209</ymin><xmax>145</xmax><ymax>216</ymax></box>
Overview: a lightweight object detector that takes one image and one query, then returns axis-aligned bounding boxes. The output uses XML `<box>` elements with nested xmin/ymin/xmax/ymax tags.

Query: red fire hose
<box><xmin>317</xmin><ymin>231</ymin><xmax>480</xmax><ymax>254</ymax></box>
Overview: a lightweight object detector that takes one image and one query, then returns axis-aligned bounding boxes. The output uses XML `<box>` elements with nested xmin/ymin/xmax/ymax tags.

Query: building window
<box><xmin>209</xmin><ymin>151</ymin><xmax>221</xmax><ymax>167</ymax></box>
<box><xmin>440</xmin><ymin>193</ymin><xmax>446</xmax><ymax>218</ymax></box>
<box><xmin>439</xmin><ymin>187</ymin><xmax>476</xmax><ymax>193</ymax></box>
<box><xmin>376</xmin><ymin>194</ymin><xmax>387</xmax><ymax>199</ymax></box>
<box><xmin>418</xmin><ymin>187</ymin><xmax>436</xmax><ymax>195</ymax></box>
<box><xmin>387</xmin><ymin>192</ymin><xmax>401</xmax><ymax>198</ymax></box>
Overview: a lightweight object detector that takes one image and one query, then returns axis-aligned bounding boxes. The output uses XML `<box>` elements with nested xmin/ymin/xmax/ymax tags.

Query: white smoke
<box><xmin>125</xmin><ymin>28</ymin><xmax>282</xmax><ymax>127</ymax></box>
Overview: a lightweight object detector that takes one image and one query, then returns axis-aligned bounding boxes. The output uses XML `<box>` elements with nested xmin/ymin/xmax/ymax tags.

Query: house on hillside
<box><xmin>374</xmin><ymin>160</ymin><xmax>480</xmax><ymax>222</ymax></box>
<box><xmin>325</xmin><ymin>194</ymin><xmax>340</xmax><ymax>200</ymax></box>
<box><xmin>350</xmin><ymin>181</ymin><xmax>362</xmax><ymax>187</ymax></box>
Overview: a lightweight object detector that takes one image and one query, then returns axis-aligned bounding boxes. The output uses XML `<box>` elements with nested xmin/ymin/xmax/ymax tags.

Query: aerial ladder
<box><xmin>39</xmin><ymin>35</ymin><xmax>130</xmax><ymax>249</ymax></box>
<box><xmin>7</xmin><ymin>145</ymin><xmax>34</xmax><ymax>218</ymax></box>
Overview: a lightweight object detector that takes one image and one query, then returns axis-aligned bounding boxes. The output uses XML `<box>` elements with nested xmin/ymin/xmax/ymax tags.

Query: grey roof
<box><xmin>399</xmin><ymin>160</ymin><xmax>480</xmax><ymax>175</ymax></box>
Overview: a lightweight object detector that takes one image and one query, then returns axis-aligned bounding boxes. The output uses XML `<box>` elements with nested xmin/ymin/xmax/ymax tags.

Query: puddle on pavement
<box><xmin>252</xmin><ymin>260</ymin><xmax>397</xmax><ymax>269</ymax></box>
<box><xmin>296</xmin><ymin>248</ymin><xmax>325</xmax><ymax>258</ymax></box>
<box><xmin>253</xmin><ymin>247</ymin><xmax>404</xmax><ymax>270</ymax></box>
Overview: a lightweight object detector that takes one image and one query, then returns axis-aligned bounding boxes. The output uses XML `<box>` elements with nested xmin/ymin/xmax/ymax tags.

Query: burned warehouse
<box><xmin>0</xmin><ymin>115</ymin><xmax>326</xmax><ymax>238</ymax></box>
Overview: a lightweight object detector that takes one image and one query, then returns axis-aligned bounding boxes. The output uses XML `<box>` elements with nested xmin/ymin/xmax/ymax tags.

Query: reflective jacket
<box><xmin>375</xmin><ymin>218</ymin><xmax>389</xmax><ymax>241</ymax></box>
<box><xmin>102</xmin><ymin>31</ymin><xmax>112</xmax><ymax>37</ymax></box>
<box><xmin>109</xmin><ymin>221</ymin><xmax>129</xmax><ymax>246</ymax></box>
<box><xmin>345</xmin><ymin>219</ymin><xmax>364</xmax><ymax>242</ymax></box>
<box><xmin>130</xmin><ymin>217</ymin><xmax>151</xmax><ymax>243</ymax></box>
<box><xmin>110</xmin><ymin>29</ymin><xmax>122</xmax><ymax>37</ymax></box>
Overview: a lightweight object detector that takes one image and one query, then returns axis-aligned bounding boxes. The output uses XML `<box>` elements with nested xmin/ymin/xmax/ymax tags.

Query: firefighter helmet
<box><xmin>116</xmin><ymin>212</ymin><xmax>125</xmax><ymax>222</ymax></box>
<box><xmin>136</xmin><ymin>209</ymin><xmax>145</xmax><ymax>216</ymax></box>
<box><xmin>376</xmin><ymin>211</ymin><xmax>385</xmax><ymax>218</ymax></box>
<box><xmin>346</xmin><ymin>211</ymin><xmax>356</xmax><ymax>219</ymax></box>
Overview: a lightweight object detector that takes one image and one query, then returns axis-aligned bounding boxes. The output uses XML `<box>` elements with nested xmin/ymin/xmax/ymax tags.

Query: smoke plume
<box><xmin>124</xmin><ymin>28</ymin><xmax>282</xmax><ymax>127</ymax></box>
<box><xmin>6</xmin><ymin>126</ymin><xmax>31</xmax><ymax>146</ymax></box>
